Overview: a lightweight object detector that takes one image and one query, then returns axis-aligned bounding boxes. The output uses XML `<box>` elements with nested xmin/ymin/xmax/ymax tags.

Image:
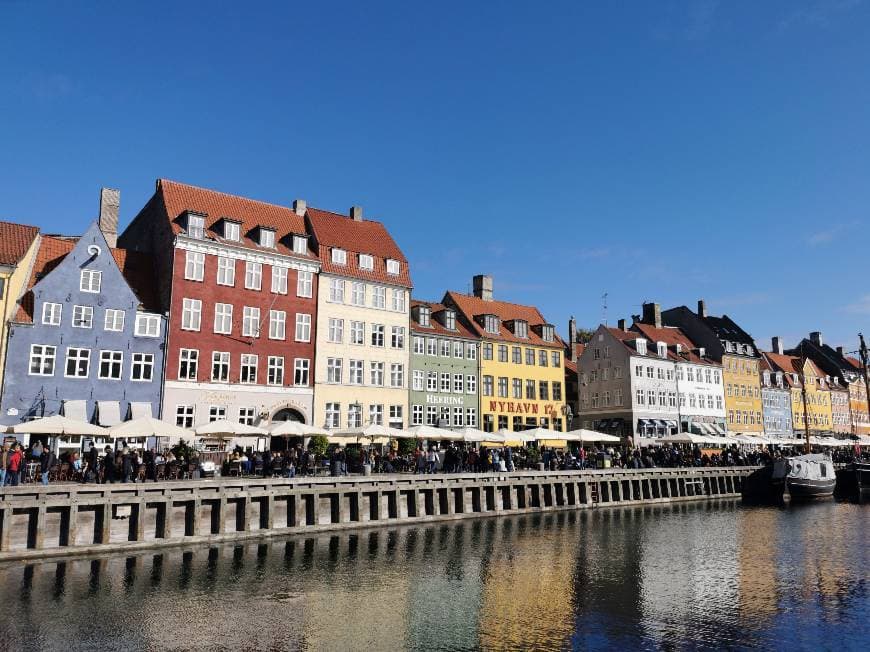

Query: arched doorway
<box><xmin>272</xmin><ymin>408</ymin><xmax>305</xmax><ymax>423</ymax></box>
<box><xmin>270</xmin><ymin>407</ymin><xmax>306</xmax><ymax>451</ymax></box>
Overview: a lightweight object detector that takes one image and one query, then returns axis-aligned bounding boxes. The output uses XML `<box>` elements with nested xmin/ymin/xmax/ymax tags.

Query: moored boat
<box><xmin>772</xmin><ymin>454</ymin><xmax>835</xmax><ymax>500</ymax></box>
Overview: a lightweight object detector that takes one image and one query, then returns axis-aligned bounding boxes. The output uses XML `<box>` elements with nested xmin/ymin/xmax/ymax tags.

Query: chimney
<box><xmin>837</xmin><ymin>346</ymin><xmax>845</xmax><ymax>358</ymax></box>
<box><xmin>99</xmin><ymin>187</ymin><xmax>120</xmax><ymax>247</ymax></box>
<box><xmin>568</xmin><ymin>316</ymin><xmax>577</xmax><ymax>350</ymax></box>
<box><xmin>641</xmin><ymin>302</ymin><xmax>662</xmax><ymax>329</ymax></box>
<box><xmin>772</xmin><ymin>336</ymin><xmax>784</xmax><ymax>355</ymax></box>
<box><xmin>350</xmin><ymin>205</ymin><xmax>363</xmax><ymax>221</ymax></box>
<box><xmin>617</xmin><ymin>318</ymin><xmax>627</xmax><ymax>331</ymax></box>
<box><xmin>810</xmin><ymin>331</ymin><xmax>823</xmax><ymax>347</ymax></box>
<box><xmin>293</xmin><ymin>199</ymin><xmax>306</xmax><ymax>216</ymax></box>
<box><xmin>472</xmin><ymin>274</ymin><xmax>493</xmax><ymax>301</ymax></box>
<box><xmin>697</xmin><ymin>299</ymin><xmax>707</xmax><ymax>318</ymax></box>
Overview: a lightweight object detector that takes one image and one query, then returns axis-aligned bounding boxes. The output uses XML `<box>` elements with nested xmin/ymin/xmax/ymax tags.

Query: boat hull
<box><xmin>786</xmin><ymin>477</ymin><xmax>835</xmax><ymax>500</ymax></box>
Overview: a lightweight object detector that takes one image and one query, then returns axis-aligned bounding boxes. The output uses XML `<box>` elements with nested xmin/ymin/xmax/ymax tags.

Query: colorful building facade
<box><xmin>764</xmin><ymin>351</ymin><xmax>833</xmax><ymax>436</ymax></box>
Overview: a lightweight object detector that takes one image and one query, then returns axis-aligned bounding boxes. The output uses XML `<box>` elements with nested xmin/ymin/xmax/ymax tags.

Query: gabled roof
<box><xmin>444</xmin><ymin>291</ymin><xmax>563</xmax><ymax>348</ymax></box>
<box><xmin>845</xmin><ymin>356</ymin><xmax>863</xmax><ymax>371</ymax></box>
<box><xmin>762</xmin><ymin>352</ymin><xmax>826</xmax><ymax>389</ymax></box>
<box><xmin>156</xmin><ymin>179</ymin><xmax>317</xmax><ymax>261</ymax></box>
<box><xmin>16</xmin><ymin>235</ymin><xmax>159</xmax><ymax>322</ymax></box>
<box><xmin>306</xmin><ymin>207</ymin><xmax>411</xmax><ymax>287</ymax></box>
<box><xmin>0</xmin><ymin>220</ymin><xmax>39</xmax><ymax>266</ymax></box>
<box><xmin>604</xmin><ymin>326</ymin><xmax>675</xmax><ymax>360</ymax></box>
<box><xmin>410</xmin><ymin>299</ymin><xmax>476</xmax><ymax>339</ymax></box>
<box><xmin>631</xmin><ymin>322</ymin><xmax>720</xmax><ymax>366</ymax></box>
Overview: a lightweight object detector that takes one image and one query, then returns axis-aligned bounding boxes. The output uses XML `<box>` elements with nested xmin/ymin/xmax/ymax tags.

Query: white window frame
<box><xmin>267</xmin><ymin>356</ymin><xmax>284</xmax><ymax>385</ymax></box>
<box><xmin>213</xmin><ymin>303</ymin><xmax>233</xmax><ymax>335</ymax></box>
<box><xmin>295</xmin><ymin>313</ymin><xmax>311</xmax><ymax>342</ymax></box>
<box><xmin>104</xmin><ymin>308</ymin><xmax>125</xmax><ymax>332</ymax></box>
<box><xmin>372</xmin><ymin>286</ymin><xmax>386</xmax><ymax>309</ymax></box>
<box><xmin>178</xmin><ymin>348</ymin><xmax>199</xmax><ymax>380</ymax></box>
<box><xmin>28</xmin><ymin>344</ymin><xmax>56</xmax><ymax>376</ymax></box>
<box><xmin>293</xmin><ymin>358</ymin><xmax>310</xmax><ymax>386</ymax></box>
<box><xmin>184</xmin><ymin>251</ymin><xmax>205</xmax><ymax>281</ymax></box>
<box><xmin>98</xmin><ymin>350</ymin><xmax>124</xmax><ymax>380</ymax></box>
<box><xmin>244</xmin><ymin>261</ymin><xmax>262</xmax><ymax>290</ymax></box>
<box><xmin>42</xmin><ymin>302</ymin><xmax>62</xmax><ymax>326</ymax></box>
<box><xmin>130</xmin><ymin>352</ymin><xmax>154</xmax><ymax>382</ymax></box>
<box><xmin>181</xmin><ymin>298</ymin><xmax>202</xmax><ymax>331</ymax></box>
<box><xmin>211</xmin><ymin>351</ymin><xmax>230</xmax><ymax>382</ymax></box>
<box><xmin>217</xmin><ymin>256</ymin><xmax>235</xmax><ymax>286</ymax></box>
<box><xmin>72</xmin><ymin>305</ymin><xmax>94</xmax><ymax>329</ymax></box>
<box><xmin>386</xmin><ymin>259</ymin><xmax>400</xmax><ymax>275</ymax></box>
<box><xmin>80</xmin><ymin>269</ymin><xmax>102</xmax><ymax>293</ymax></box>
<box><xmin>358</xmin><ymin>253</ymin><xmax>374</xmax><ymax>270</ymax></box>
<box><xmin>64</xmin><ymin>347</ymin><xmax>91</xmax><ymax>379</ymax></box>
<box><xmin>176</xmin><ymin>405</ymin><xmax>195</xmax><ymax>428</ymax></box>
<box><xmin>269</xmin><ymin>310</ymin><xmax>286</xmax><ymax>340</ymax></box>
<box><xmin>134</xmin><ymin>313</ymin><xmax>160</xmax><ymax>337</ymax></box>
<box><xmin>296</xmin><ymin>270</ymin><xmax>313</xmax><ymax>298</ymax></box>
<box><xmin>271</xmin><ymin>266</ymin><xmax>288</xmax><ymax>294</ymax></box>
<box><xmin>224</xmin><ymin>221</ymin><xmax>241</xmax><ymax>242</ymax></box>
<box><xmin>351</xmin><ymin>282</ymin><xmax>365</xmax><ymax>306</ymax></box>
<box><xmin>240</xmin><ymin>353</ymin><xmax>258</xmax><ymax>384</ymax></box>
<box><xmin>329</xmin><ymin>278</ymin><xmax>345</xmax><ymax>303</ymax></box>
<box><xmin>350</xmin><ymin>321</ymin><xmax>365</xmax><ymax>345</ymax></box>
<box><xmin>242</xmin><ymin>306</ymin><xmax>260</xmax><ymax>338</ymax></box>
<box><xmin>292</xmin><ymin>235</ymin><xmax>307</xmax><ymax>255</ymax></box>
<box><xmin>328</xmin><ymin>318</ymin><xmax>344</xmax><ymax>344</ymax></box>
<box><xmin>259</xmin><ymin>228</ymin><xmax>275</xmax><ymax>248</ymax></box>
<box><xmin>331</xmin><ymin>248</ymin><xmax>347</xmax><ymax>265</ymax></box>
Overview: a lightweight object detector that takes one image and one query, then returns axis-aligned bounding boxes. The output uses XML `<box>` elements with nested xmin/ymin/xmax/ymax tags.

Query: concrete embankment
<box><xmin>0</xmin><ymin>467</ymin><xmax>756</xmax><ymax>561</ymax></box>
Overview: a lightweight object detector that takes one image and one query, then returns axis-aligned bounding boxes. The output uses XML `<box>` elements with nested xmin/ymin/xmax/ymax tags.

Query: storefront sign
<box><xmin>427</xmin><ymin>395</ymin><xmax>464</xmax><ymax>406</ymax></box>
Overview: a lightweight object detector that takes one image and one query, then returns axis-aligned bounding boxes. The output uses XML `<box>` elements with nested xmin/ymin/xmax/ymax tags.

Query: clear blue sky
<box><xmin>2</xmin><ymin>1</ymin><xmax>869</xmax><ymax>353</ymax></box>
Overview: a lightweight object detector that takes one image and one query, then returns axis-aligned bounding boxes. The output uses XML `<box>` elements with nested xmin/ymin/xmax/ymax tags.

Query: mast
<box><xmin>859</xmin><ymin>333</ymin><xmax>870</xmax><ymax>434</ymax></box>
<box><xmin>800</xmin><ymin>344</ymin><xmax>811</xmax><ymax>454</ymax></box>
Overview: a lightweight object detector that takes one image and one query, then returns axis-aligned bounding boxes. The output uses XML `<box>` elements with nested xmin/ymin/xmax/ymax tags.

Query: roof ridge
<box><xmin>0</xmin><ymin>219</ymin><xmax>39</xmax><ymax>231</ymax></box>
<box><xmin>160</xmin><ymin>178</ymin><xmax>295</xmax><ymax>214</ymax></box>
<box><xmin>445</xmin><ymin>290</ymin><xmax>548</xmax><ymax>317</ymax></box>
<box><xmin>308</xmin><ymin>205</ymin><xmax>388</xmax><ymax>228</ymax></box>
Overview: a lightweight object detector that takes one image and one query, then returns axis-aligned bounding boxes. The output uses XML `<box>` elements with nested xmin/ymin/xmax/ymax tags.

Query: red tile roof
<box><xmin>632</xmin><ymin>322</ymin><xmax>720</xmax><ymax>366</ymax></box>
<box><xmin>845</xmin><ymin>356</ymin><xmax>863</xmax><ymax>371</ymax></box>
<box><xmin>16</xmin><ymin>236</ymin><xmax>159</xmax><ymax>322</ymax></box>
<box><xmin>444</xmin><ymin>291</ymin><xmax>563</xmax><ymax>349</ymax></box>
<box><xmin>410</xmin><ymin>299</ymin><xmax>477</xmax><ymax>339</ymax></box>
<box><xmin>564</xmin><ymin>357</ymin><xmax>578</xmax><ymax>374</ymax></box>
<box><xmin>0</xmin><ymin>220</ymin><xmax>39</xmax><ymax>266</ymax></box>
<box><xmin>157</xmin><ymin>179</ymin><xmax>316</xmax><ymax>261</ymax></box>
<box><xmin>762</xmin><ymin>352</ymin><xmax>825</xmax><ymax>388</ymax></box>
<box><xmin>306</xmin><ymin>207</ymin><xmax>411</xmax><ymax>287</ymax></box>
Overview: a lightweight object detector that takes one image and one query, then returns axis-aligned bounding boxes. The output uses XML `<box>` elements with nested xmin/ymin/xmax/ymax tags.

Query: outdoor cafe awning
<box><xmin>96</xmin><ymin>401</ymin><xmax>121</xmax><ymax>426</ymax></box>
<box><xmin>62</xmin><ymin>400</ymin><xmax>87</xmax><ymax>422</ymax></box>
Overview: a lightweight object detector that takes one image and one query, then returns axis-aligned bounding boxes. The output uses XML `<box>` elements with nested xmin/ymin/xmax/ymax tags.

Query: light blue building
<box><xmin>760</xmin><ymin>349</ymin><xmax>792</xmax><ymax>439</ymax></box>
<box><xmin>0</xmin><ymin>221</ymin><xmax>166</xmax><ymax>431</ymax></box>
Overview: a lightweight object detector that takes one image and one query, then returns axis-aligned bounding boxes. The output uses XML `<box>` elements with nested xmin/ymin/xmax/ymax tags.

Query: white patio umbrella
<box><xmin>498</xmin><ymin>428</ymin><xmax>537</xmax><ymax>444</ymax></box>
<box><xmin>564</xmin><ymin>428</ymin><xmax>622</xmax><ymax>443</ymax></box>
<box><xmin>269</xmin><ymin>421</ymin><xmax>327</xmax><ymax>437</ymax></box>
<box><xmin>194</xmin><ymin>419</ymin><xmax>268</xmax><ymax>436</ymax></box>
<box><xmin>108</xmin><ymin>416</ymin><xmax>191</xmax><ymax>439</ymax></box>
<box><xmin>334</xmin><ymin>424</ymin><xmax>408</xmax><ymax>439</ymax></box>
<box><xmin>12</xmin><ymin>415</ymin><xmax>108</xmax><ymax>436</ymax></box>
<box><xmin>657</xmin><ymin>432</ymin><xmax>708</xmax><ymax>445</ymax></box>
<box><xmin>406</xmin><ymin>424</ymin><xmax>453</xmax><ymax>440</ymax></box>
<box><xmin>451</xmin><ymin>427</ymin><xmax>504</xmax><ymax>443</ymax></box>
<box><xmin>522</xmin><ymin>426</ymin><xmax>567</xmax><ymax>442</ymax></box>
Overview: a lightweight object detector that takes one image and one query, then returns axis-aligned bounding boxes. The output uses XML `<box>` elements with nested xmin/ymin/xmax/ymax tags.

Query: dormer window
<box><xmin>515</xmin><ymin>320</ymin><xmax>528</xmax><ymax>339</ymax></box>
<box><xmin>636</xmin><ymin>338</ymin><xmax>647</xmax><ymax>356</ymax></box>
<box><xmin>223</xmin><ymin>220</ymin><xmax>241</xmax><ymax>242</ymax></box>
<box><xmin>484</xmin><ymin>315</ymin><xmax>500</xmax><ymax>335</ymax></box>
<box><xmin>776</xmin><ymin>372</ymin><xmax>784</xmax><ymax>388</ymax></box>
<box><xmin>186</xmin><ymin>212</ymin><xmax>205</xmax><ymax>239</ymax></box>
<box><xmin>763</xmin><ymin>371</ymin><xmax>771</xmax><ymax>387</ymax></box>
<box><xmin>418</xmin><ymin>306</ymin><xmax>431</xmax><ymax>327</ymax></box>
<box><xmin>793</xmin><ymin>373</ymin><xmax>799</xmax><ymax>385</ymax></box>
<box><xmin>386</xmin><ymin>259</ymin><xmax>400</xmax><ymax>275</ymax></box>
<box><xmin>359</xmin><ymin>254</ymin><xmax>374</xmax><ymax>271</ymax></box>
<box><xmin>745</xmin><ymin>344</ymin><xmax>754</xmax><ymax>356</ymax></box>
<box><xmin>725</xmin><ymin>341</ymin><xmax>733</xmax><ymax>353</ymax></box>
<box><xmin>259</xmin><ymin>228</ymin><xmax>275</xmax><ymax>248</ymax></box>
<box><xmin>292</xmin><ymin>235</ymin><xmax>308</xmax><ymax>255</ymax></box>
<box><xmin>698</xmin><ymin>347</ymin><xmax>706</xmax><ymax>358</ymax></box>
<box><xmin>331</xmin><ymin>248</ymin><xmax>347</xmax><ymax>265</ymax></box>
<box><xmin>541</xmin><ymin>324</ymin><xmax>554</xmax><ymax>342</ymax></box>
<box><xmin>675</xmin><ymin>343</ymin><xmax>682</xmax><ymax>354</ymax></box>
<box><xmin>443</xmin><ymin>310</ymin><xmax>456</xmax><ymax>331</ymax></box>
<box><xmin>657</xmin><ymin>342</ymin><xmax>667</xmax><ymax>358</ymax></box>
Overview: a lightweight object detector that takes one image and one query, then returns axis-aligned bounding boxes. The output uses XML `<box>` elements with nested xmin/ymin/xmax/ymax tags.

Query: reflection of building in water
<box><xmin>795</xmin><ymin>506</ymin><xmax>851</xmax><ymax>607</ymax></box>
<box><xmin>478</xmin><ymin>514</ymin><xmax>580</xmax><ymax>649</ymax></box>
<box><xmin>737</xmin><ymin>507</ymin><xmax>780</xmax><ymax>620</ymax></box>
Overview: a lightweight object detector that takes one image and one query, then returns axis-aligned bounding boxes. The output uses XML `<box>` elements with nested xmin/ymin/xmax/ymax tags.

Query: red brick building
<box><xmin>119</xmin><ymin>180</ymin><xmax>320</xmax><ymax>428</ymax></box>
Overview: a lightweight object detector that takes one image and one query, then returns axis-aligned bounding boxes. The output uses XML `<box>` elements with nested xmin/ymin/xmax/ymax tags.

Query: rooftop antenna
<box><xmin>601</xmin><ymin>292</ymin><xmax>608</xmax><ymax>326</ymax></box>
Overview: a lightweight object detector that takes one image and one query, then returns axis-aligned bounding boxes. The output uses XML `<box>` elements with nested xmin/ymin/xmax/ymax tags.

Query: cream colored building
<box><xmin>306</xmin><ymin>205</ymin><xmax>412</xmax><ymax>429</ymax></box>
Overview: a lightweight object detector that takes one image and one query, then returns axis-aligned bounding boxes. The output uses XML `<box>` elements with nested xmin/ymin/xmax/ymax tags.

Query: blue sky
<box><xmin>2</xmin><ymin>1</ymin><xmax>869</xmax><ymax>352</ymax></box>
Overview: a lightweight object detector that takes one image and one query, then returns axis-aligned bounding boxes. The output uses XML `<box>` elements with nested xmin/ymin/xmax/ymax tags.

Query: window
<box><xmin>28</xmin><ymin>344</ymin><xmax>56</xmax><ymax>376</ymax></box>
<box><xmin>42</xmin><ymin>302</ymin><xmax>62</xmax><ymax>326</ymax></box>
<box><xmin>328</xmin><ymin>318</ymin><xmax>344</xmax><ymax>343</ymax></box>
<box><xmin>553</xmin><ymin>382</ymin><xmax>562</xmax><ymax>401</ymax></box>
<box><xmin>412</xmin><ymin>370</ymin><xmax>424</xmax><ymax>390</ymax></box>
<box><xmin>539</xmin><ymin>350</ymin><xmax>548</xmax><ymax>367</ymax></box>
<box><xmin>482</xmin><ymin>343</ymin><xmax>492</xmax><ymax>360</ymax></box>
<box><xmin>391</xmin><ymin>289</ymin><xmax>406</xmax><ymax>312</ymax></box>
<box><xmin>349</xmin><ymin>359</ymin><xmax>364</xmax><ymax>384</ymax></box>
<box><xmin>295</xmin><ymin>313</ymin><xmax>311</xmax><ymax>342</ymax></box>
<box><xmin>238</xmin><ymin>407</ymin><xmax>256</xmax><ymax>426</ymax></box>
<box><xmin>325</xmin><ymin>403</ymin><xmax>341</xmax><ymax>428</ymax></box>
<box><xmin>131</xmin><ymin>353</ymin><xmax>154</xmax><ymax>381</ymax></box>
<box><xmin>351</xmin><ymin>282</ymin><xmax>365</xmax><ymax>306</ymax></box>
<box><xmin>331</xmin><ymin>248</ymin><xmax>346</xmax><ymax>265</ymax></box>
<box><xmin>391</xmin><ymin>326</ymin><xmax>405</xmax><ymax>349</ymax></box>
<box><xmin>214</xmin><ymin>303</ymin><xmax>233</xmax><ymax>334</ymax></box>
<box><xmin>442</xmin><ymin>373</ymin><xmax>452</xmax><ymax>392</ymax></box>
<box><xmin>614</xmin><ymin>387</ymin><xmax>621</xmax><ymax>405</ymax></box>
<box><xmin>186</xmin><ymin>213</ymin><xmax>205</xmax><ymax>239</ymax></box>
<box><xmin>244</xmin><ymin>262</ymin><xmax>262</xmax><ymax>290</ymax></box>
<box><xmin>350</xmin><ymin>321</ymin><xmax>365</xmax><ymax>345</ymax></box>
<box><xmin>526</xmin><ymin>379</ymin><xmax>536</xmax><ymax>400</ymax></box>
<box><xmin>466</xmin><ymin>408</ymin><xmax>477</xmax><ymax>427</ymax></box>
<box><xmin>412</xmin><ymin>405</ymin><xmax>423</xmax><ymax>425</ymax></box>
<box><xmin>209</xmin><ymin>406</ymin><xmax>226</xmax><ymax>422</ymax></box>
<box><xmin>178</xmin><ymin>349</ymin><xmax>198</xmax><ymax>380</ymax></box>
<box><xmin>484</xmin><ymin>315</ymin><xmax>499</xmax><ymax>334</ymax></box>
<box><xmin>413</xmin><ymin>336</ymin><xmax>424</xmax><ymax>354</ymax></box>
<box><xmin>427</xmin><ymin>371</ymin><xmax>438</xmax><ymax>391</ymax></box>
<box><xmin>211</xmin><ymin>351</ymin><xmax>230</xmax><ymax>382</ymax></box>
<box><xmin>552</xmin><ymin>351</ymin><xmax>561</xmax><ymax>367</ymax></box>
<box><xmin>541</xmin><ymin>325</ymin><xmax>554</xmax><ymax>342</ymax></box>
<box><xmin>271</xmin><ymin>266</ymin><xmax>288</xmax><ymax>294</ymax></box>
<box><xmin>454</xmin><ymin>374</ymin><xmax>464</xmax><ymax>393</ymax></box>
<box><xmin>269</xmin><ymin>310</ymin><xmax>286</xmax><ymax>340</ymax></box>
<box><xmin>294</xmin><ymin>358</ymin><xmax>310</xmax><ymax>386</ymax></box>
<box><xmin>216</xmin><ymin>256</ymin><xmax>235</xmax><ymax>286</ymax></box>
<box><xmin>498</xmin><ymin>377</ymin><xmax>508</xmax><ymax>398</ymax></box>
<box><xmin>259</xmin><ymin>228</ymin><xmax>275</xmax><ymax>248</ymax></box>
<box><xmin>539</xmin><ymin>381</ymin><xmax>549</xmax><ymax>401</ymax></box>
<box><xmin>267</xmin><ymin>356</ymin><xmax>284</xmax><ymax>385</ymax></box>
<box><xmin>426</xmin><ymin>406</ymin><xmax>438</xmax><ymax>425</ymax></box>
<box><xmin>329</xmin><ymin>278</ymin><xmax>345</xmax><ymax>303</ymax></box>
<box><xmin>389</xmin><ymin>405</ymin><xmax>404</xmax><ymax>428</ymax></box>
<box><xmin>515</xmin><ymin>320</ymin><xmax>528</xmax><ymax>338</ymax></box>
<box><xmin>224</xmin><ymin>221</ymin><xmax>241</xmax><ymax>241</ymax></box>
<box><xmin>386</xmin><ymin>259</ymin><xmax>400</xmax><ymax>275</ymax></box>
<box><xmin>240</xmin><ymin>354</ymin><xmax>258</xmax><ymax>383</ymax></box>
<box><xmin>297</xmin><ymin>270</ymin><xmax>313</xmax><ymax>297</ymax></box>
<box><xmin>657</xmin><ymin>368</ymin><xmax>664</xmax><ymax>380</ymax></box>
<box><xmin>182</xmin><ymin>298</ymin><xmax>202</xmax><ymax>331</ymax></box>
<box><xmin>371</xmin><ymin>324</ymin><xmax>385</xmax><ymax>347</ymax></box>
<box><xmin>104</xmin><ymin>309</ymin><xmax>125</xmax><ymax>332</ymax></box>
<box><xmin>498</xmin><ymin>345</ymin><xmax>508</xmax><ymax>362</ymax></box>
<box><xmin>454</xmin><ymin>341</ymin><xmax>464</xmax><ymax>358</ymax></box>
<box><xmin>512</xmin><ymin>378</ymin><xmax>522</xmax><ymax>399</ymax></box>
<box><xmin>647</xmin><ymin>367</ymin><xmax>654</xmax><ymax>379</ymax></box>
<box><xmin>242</xmin><ymin>306</ymin><xmax>260</xmax><ymax>338</ymax></box>
<box><xmin>390</xmin><ymin>363</ymin><xmax>404</xmax><ymax>387</ymax></box>
<box><xmin>441</xmin><ymin>340</ymin><xmax>452</xmax><ymax>357</ymax></box>
<box><xmin>65</xmin><ymin>347</ymin><xmax>90</xmax><ymax>378</ymax></box>
<box><xmin>417</xmin><ymin>306</ymin><xmax>431</xmax><ymax>327</ymax></box>
<box><xmin>80</xmin><ymin>269</ymin><xmax>101</xmax><ymax>293</ymax></box>
<box><xmin>98</xmin><ymin>350</ymin><xmax>123</xmax><ymax>379</ymax></box>
<box><xmin>648</xmin><ymin>390</ymin><xmax>655</xmax><ymax>405</ymax></box>
<box><xmin>292</xmin><ymin>235</ymin><xmax>308</xmax><ymax>255</ymax></box>
<box><xmin>635</xmin><ymin>365</ymin><xmax>643</xmax><ymax>377</ymax></box>
<box><xmin>72</xmin><ymin>305</ymin><xmax>93</xmax><ymax>329</ymax></box>
<box><xmin>636</xmin><ymin>389</ymin><xmax>645</xmax><ymax>405</ymax></box>
<box><xmin>347</xmin><ymin>403</ymin><xmax>362</xmax><ymax>428</ymax></box>
<box><xmin>467</xmin><ymin>375</ymin><xmax>477</xmax><ymax>394</ymax></box>
<box><xmin>327</xmin><ymin>358</ymin><xmax>343</xmax><ymax>383</ymax></box>
<box><xmin>185</xmin><ymin>251</ymin><xmax>204</xmax><ymax>281</ymax></box>
<box><xmin>359</xmin><ymin>253</ymin><xmax>374</xmax><ymax>270</ymax></box>
<box><xmin>369</xmin><ymin>404</ymin><xmax>384</xmax><ymax>426</ymax></box>
<box><xmin>135</xmin><ymin>314</ymin><xmax>160</xmax><ymax>337</ymax></box>
<box><xmin>526</xmin><ymin>348</ymin><xmax>535</xmax><ymax>365</ymax></box>
<box><xmin>483</xmin><ymin>375</ymin><xmax>494</xmax><ymax>396</ymax></box>
<box><xmin>176</xmin><ymin>405</ymin><xmax>195</xmax><ymax>428</ymax></box>
<box><xmin>372</xmin><ymin>286</ymin><xmax>386</xmax><ymax>309</ymax></box>
<box><xmin>453</xmin><ymin>407</ymin><xmax>464</xmax><ymax>426</ymax></box>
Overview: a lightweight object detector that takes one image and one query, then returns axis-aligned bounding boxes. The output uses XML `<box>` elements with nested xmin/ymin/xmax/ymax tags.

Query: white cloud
<box><xmin>844</xmin><ymin>295</ymin><xmax>870</xmax><ymax>314</ymax></box>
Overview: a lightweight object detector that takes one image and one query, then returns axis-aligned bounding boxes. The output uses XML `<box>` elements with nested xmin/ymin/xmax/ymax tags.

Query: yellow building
<box><xmin>723</xmin><ymin>353</ymin><xmax>764</xmax><ymax>433</ymax></box>
<box><xmin>445</xmin><ymin>276</ymin><xmax>566</xmax><ymax>434</ymax></box>
<box><xmin>0</xmin><ymin>221</ymin><xmax>40</xmax><ymax>396</ymax></box>
<box><xmin>765</xmin><ymin>353</ymin><xmax>832</xmax><ymax>435</ymax></box>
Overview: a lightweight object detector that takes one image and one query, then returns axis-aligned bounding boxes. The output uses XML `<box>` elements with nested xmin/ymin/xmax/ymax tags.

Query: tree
<box><xmin>308</xmin><ymin>435</ymin><xmax>329</xmax><ymax>457</ymax></box>
<box><xmin>575</xmin><ymin>327</ymin><xmax>596</xmax><ymax>344</ymax></box>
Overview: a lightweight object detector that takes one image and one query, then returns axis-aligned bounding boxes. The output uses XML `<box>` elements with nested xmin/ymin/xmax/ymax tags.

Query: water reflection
<box><xmin>0</xmin><ymin>502</ymin><xmax>866</xmax><ymax>651</ymax></box>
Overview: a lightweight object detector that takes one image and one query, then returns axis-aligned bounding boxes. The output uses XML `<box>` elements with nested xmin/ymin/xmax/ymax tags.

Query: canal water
<box><xmin>0</xmin><ymin>500</ymin><xmax>866</xmax><ymax>651</ymax></box>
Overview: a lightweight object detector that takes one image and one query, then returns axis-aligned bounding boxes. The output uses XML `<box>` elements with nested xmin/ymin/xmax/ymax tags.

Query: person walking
<box><xmin>103</xmin><ymin>446</ymin><xmax>116</xmax><ymax>483</ymax></box>
<box><xmin>0</xmin><ymin>442</ymin><xmax>9</xmax><ymax>487</ymax></box>
<box><xmin>7</xmin><ymin>444</ymin><xmax>23</xmax><ymax>486</ymax></box>
<box><xmin>40</xmin><ymin>446</ymin><xmax>55</xmax><ymax>486</ymax></box>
